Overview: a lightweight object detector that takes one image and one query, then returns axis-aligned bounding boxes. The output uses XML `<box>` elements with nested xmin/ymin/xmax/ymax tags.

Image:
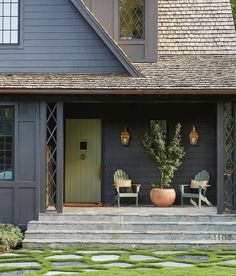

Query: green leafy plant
<box><xmin>142</xmin><ymin>122</ymin><xmax>185</xmax><ymax>189</ymax></box>
<box><xmin>0</xmin><ymin>223</ymin><xmax>23</xmax><ymax>252</ymax></box>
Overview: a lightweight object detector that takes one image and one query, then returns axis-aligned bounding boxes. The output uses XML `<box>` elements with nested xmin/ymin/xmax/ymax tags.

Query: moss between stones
<box><xmin>0</xmin><ymin>248</ymin><xmax>235</xmax><ymax>275</ymax></box>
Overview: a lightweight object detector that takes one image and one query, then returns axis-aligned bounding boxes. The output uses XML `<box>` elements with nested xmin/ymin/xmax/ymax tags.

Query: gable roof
<box><xmin>70</xmin><ymin>0</ymin><xmax>141</xmax><ymax>77</ymax></box>
<box><xmin>0</xmin><ymin>0</ymin><xmax>236</xmax><ymax>93</ymax></box>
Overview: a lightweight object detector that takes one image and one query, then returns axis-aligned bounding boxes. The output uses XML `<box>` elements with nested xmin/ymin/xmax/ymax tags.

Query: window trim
<box><xmin>118</xmin><ymin>0</ymin><xmax>145</xmax><ymax>41</ymax></box>
<box><xmin>0</xmin><ymin>0</ymin><xmax>23</xmax><ymax>49</ymax></box>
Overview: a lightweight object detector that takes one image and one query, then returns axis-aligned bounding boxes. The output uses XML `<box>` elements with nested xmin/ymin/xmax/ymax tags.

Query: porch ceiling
<box><xmin>0</xmin><ymin>55</ymin><xmax>236</xmax><ymax>94</ymax></box>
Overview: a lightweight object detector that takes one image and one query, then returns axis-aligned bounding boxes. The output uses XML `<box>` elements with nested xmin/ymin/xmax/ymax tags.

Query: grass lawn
<box><xmin>0</xmin><ymin>247</ymin><xmax>236</xmax><ymax>275</ymax></box>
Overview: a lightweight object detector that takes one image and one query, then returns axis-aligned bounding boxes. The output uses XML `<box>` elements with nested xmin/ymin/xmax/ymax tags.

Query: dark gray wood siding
<box><xmin>0</xmin><ymin>100</ymin><xmax>39</xmax><ymax>228</ymax></box>
<box><xmin>0</xmin><ymin>0</ymin><xmax>126</xmax><ymax>73</ymax></box>
<box><xmin>65</xmin><ymin>102</ymin><xmax>217</xmax><ymax>205</ymax></box>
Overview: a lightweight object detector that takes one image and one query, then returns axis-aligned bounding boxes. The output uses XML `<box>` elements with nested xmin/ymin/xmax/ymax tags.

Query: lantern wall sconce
<box><xmin>120</xmin><ymin>128</ymin><xmax>130</xmax><ymax>146</ymax></box>
<box><xmin>189</xmin><ymin>126</ymin><xmax>199</xmax><ymax>145</ymax></box>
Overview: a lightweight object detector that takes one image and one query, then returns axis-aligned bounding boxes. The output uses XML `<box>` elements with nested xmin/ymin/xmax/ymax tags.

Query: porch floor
<box><xmin>61</xmin><ymin>206</ymin><xmax>219</xmax><ymax>216</ymax></box>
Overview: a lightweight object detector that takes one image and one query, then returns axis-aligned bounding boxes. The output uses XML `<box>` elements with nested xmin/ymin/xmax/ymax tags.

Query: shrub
<box><xmin>142</xmin><ymin>122</ymin><xmax>185</xmax><ymax>189</ymax></box>
<box><xmin>0</xmin><ymin>223</ymin><xmax>23</xmax><ymax>252</ymax></box>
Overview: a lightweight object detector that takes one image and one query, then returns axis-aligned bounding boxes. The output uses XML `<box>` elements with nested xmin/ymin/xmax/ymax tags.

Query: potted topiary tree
<box><xmin>142</xmin><ymin>122</ymin><xmax>185</xmax><ymax>207</ymax></box>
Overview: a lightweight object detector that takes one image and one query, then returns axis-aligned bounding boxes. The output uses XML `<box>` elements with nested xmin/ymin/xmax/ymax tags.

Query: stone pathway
<box><xmin>0</xmin><ymin>248</ymin><xmax>235</xmax><ymax>275</ymax></box>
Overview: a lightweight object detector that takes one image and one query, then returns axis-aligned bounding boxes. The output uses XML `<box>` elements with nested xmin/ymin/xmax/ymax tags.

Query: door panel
<box><xmin>65</xmin><ymin>119</ymin><xmax>101</xmax><ymax>203</ymax></box>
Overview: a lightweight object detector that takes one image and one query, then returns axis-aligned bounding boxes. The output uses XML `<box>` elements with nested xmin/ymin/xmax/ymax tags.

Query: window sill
<box><xmin>118</xmin><ymin>40</ymin><xmax>145</xmax><ymax>45</ymax></box>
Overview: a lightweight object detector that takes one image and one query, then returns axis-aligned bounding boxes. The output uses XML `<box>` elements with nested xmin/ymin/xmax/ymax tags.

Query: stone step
<box><xmin>27</xmin><ymin>221</ymin><xmax>236</xmax><ymax>232</ymax></box>
<box><xmin>24</xmin><ymin>230</ymin><xmax>236</xmax><ymax>241</ymax></box>
<box><xmin>22</xmin><ymin>238</ymin><xmax>236</xmax><ymax>250</ymax></box>
<box><xmin>38</xmin><ymin>213</ymin><xmax>236</xmax><ymax>223</ymax></box>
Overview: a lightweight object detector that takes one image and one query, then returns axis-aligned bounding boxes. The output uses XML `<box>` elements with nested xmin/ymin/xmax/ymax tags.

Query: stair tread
<box><xmin>25</xmin><ymin>229</ymin><xmax>236</xmax><ymax>234</ymax></box>
<box><xmin>23</xmin><ymin>239</ymin><xmax>236</xmax><ymax>244</ymax></box>
<box><xmin>28</xmin><ymin>221</ymin><xmax>236</xmax><ymax>225</ymax></box>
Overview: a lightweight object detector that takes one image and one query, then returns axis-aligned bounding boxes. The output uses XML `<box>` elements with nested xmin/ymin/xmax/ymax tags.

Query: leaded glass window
<box><xmin>0</xmin><ymin>107</ymin><xmax>14</xmax><ymax>180</ymax></box>
<box><xmin>119</xmin><ymin>0</ymin><xmax>144</xmax><ymax>40</ymax></box>
<box><xmin>0</xmin><ymin>0</ymin><xmax>19</xmax><ymax>44</ymax></box>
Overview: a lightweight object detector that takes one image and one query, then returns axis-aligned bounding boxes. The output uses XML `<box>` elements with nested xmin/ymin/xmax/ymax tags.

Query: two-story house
<box><xmin>0</xmin><ymin>0</ymin><xmax>236</xmax><ymax>235</ymax></box>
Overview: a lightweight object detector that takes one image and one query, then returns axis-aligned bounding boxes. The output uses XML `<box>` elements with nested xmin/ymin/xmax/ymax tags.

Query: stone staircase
<box><xmin>23</xmin><ymin>207</ymin><xmax>236</xmax><ymax>249</ymax></box>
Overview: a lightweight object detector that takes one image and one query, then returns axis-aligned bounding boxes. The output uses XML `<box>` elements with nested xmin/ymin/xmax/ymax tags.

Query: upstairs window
<box><xmin>0</xmin><ymin>0</ymin><xmax>19</xmax><ymax>44</ymax></box>
<box><xmin>0</xmin><ymin>107</ymin><xmax>14</xmax><ymax>180</ymax></box>
<box><xmin>119</xmin><ymin>0</ymin><xmax>144</xmax><ymax>40</ymax></box>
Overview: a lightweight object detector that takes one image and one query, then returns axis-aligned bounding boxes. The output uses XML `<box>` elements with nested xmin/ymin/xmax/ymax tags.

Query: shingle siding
<box><xmin>158</xmin><ymin>0</ymin><xmax>236</xmax><ymax>54</ymax></box>
<box><xmin>0</xmin><ymin>0</ymin><xmax>126</xmax><ymax>73</ymax></box>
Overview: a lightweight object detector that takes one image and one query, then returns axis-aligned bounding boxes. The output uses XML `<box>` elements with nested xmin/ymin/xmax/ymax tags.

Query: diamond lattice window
<box><xmin>119</xmin><ymin>0</ymin><xmax>144</xmax><ymax>40</ymax></box>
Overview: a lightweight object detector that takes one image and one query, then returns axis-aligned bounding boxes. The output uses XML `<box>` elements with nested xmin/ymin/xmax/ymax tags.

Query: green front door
<box><xmin>65</xmin><ymin>119</ymin><xmax>101</xmax><ymax>203</ymax></box>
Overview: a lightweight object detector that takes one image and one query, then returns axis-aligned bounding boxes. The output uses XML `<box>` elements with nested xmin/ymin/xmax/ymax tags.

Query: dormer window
<box><xmin>0</xmin><ymin>0</ymin><xmax>19</xmax><ymax>44</ymax></box>
<box><xmin>119</xmin><ymin>0</ymin><xmax>144</xmax><ymax>40</ymax></box>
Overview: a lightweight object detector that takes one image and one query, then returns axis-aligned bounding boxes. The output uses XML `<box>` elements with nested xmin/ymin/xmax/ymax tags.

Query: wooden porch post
<box><xmin>56</xmin><ymin>102</ymin><xmax>64</xmax><ymax>213</ymax></box>
<box><xmin>40</xmin><ymin>101</ymin><xmax>64</xmax><ymax>213</ymax></box>
<box><xmin>217</xmin><ymin>102</ymin><xmax>224</xmax><ymax>214</ymax></box>
<box><xmin>39</xmin><ymin>102</ymin><xmax>47</xmax><ymax>213</ymax></box>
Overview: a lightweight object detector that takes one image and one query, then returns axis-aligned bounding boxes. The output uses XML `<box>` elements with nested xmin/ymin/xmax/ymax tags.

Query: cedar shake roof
<box><xmin>158</xmin><ymin>0</ymin><xmax>236</xmax><ymax>55</ymax></box>
<box><xmin>0</xmin><ymin>0</ymin><xmax>236</xmax><ymax>93</ymax></box>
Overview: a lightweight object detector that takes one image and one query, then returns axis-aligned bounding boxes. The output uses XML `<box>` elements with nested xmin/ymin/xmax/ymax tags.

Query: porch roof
<box><xmin>0</xmin><ymin>55</ymin><xmax>236</xmax><ymax>93</ymax></box>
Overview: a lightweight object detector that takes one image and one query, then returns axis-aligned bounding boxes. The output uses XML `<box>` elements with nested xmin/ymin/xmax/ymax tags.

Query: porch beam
<box><xmin>217</xmin><ymin>102</ymin><xmax>224</xmax><ymax>213</ymax></box>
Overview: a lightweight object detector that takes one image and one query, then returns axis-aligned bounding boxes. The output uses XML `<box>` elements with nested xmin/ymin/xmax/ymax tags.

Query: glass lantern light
<box><xmin>120</xmin><ymin>128</ymin><xmax>130</xmax><ymax>146</ymax></box>
<box><xmin>189</xmin><ymin>126</ymin><xmax>199</xmax><ymax>145</ymax></box>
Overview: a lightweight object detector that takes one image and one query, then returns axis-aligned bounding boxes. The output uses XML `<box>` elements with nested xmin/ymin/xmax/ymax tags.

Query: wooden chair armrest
<box><xmin>131</xmin><ymin>184</ymin><xmax>141</xmax><ymax>193</ymax></box>
<box><xmin>179</xmin><ymin>184</ymin><xmax>189</xmax><ymax>194</ymax></box>
<box><xmin>179</xmin><ymin>184</ymin><xmax>190</xmax><ymax>187</ymax></box>
<box><xmin>113</xmin><ymin>184</ymin><xmax>120</xmax><ymax>193</ymax></box>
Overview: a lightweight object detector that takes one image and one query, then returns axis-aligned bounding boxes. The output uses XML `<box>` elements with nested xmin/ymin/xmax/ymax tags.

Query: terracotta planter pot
<box><xmin>150</xmin><ymin>188</ymin><xmax>176</xmax><ymax>207</ymax></box>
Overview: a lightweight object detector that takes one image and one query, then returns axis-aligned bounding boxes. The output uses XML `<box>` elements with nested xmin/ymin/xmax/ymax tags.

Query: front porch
<box><xmin>43</xmin><ymin>99</ymin><xmax>221</xmax><ymax>212</ymax></box>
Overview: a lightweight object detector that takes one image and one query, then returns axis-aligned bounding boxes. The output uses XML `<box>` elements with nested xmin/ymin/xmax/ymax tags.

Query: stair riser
<box><xmin>24</xmin><ymin>232</ymin><xmax>236</xmax><ymax>241</ymax></box>
<box><xmin>27</xmin><ymin>223</ymin><xmax>236</xmax><ymax>232</ymax></box>
<box><xmin>22</xmin><ymin>241</ymin><xmax>236</xmax><ymax>250</ymax></box>
<box><xmin>38</xmin><ymin>215</ymin><xmax>236</xmax><ymax>223</ymax></box>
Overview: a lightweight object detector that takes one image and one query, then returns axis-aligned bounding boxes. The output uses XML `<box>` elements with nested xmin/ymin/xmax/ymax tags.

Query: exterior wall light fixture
<box><xmin>189</xmin><ymin>126</ymin><xmax>199</xmax><ymax>145</ymax></box>
<box><xmin>120</xmin><ymin>128</ymin><xmax>130</xmax><ymax>146</ymax></box>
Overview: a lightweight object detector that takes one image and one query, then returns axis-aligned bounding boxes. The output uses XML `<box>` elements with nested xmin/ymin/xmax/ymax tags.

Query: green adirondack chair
<box><xmin>179</xmin><ymin>170</ymin><xmax>213</xmax><ymax>208</ymax></box>
<box><xmin>113</xmin><ymin>169</ymin><xmax>141</xmax><ymax>207</ymax></box>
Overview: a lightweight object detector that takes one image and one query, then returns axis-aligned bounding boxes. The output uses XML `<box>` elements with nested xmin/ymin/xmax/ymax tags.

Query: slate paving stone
<box><xmin>46</xmin><ymin>254</ymin><xmax>83</xmax><ymax>260</ymax></box>
<box><xmin>218</xmin><ymin>260</ymin><xmax>236</xmax><ymax>265</ymax></box>
<box><xmin>52</xmin><ymin>262</ymin><xmax>88</xmax><ymax>268</ymax></box>
<box><xmin>45</xmin><ymin>272</ymin><xmax>79</xmax><ymax>275</ymax></box>
<box><xmin>157</xmin><ymin>261</ymin><xmax>194</xmax><ymax>267</ymax></box>
<box><xmin>153</xmin><ymin>251</ymin><xmax>186</xmax><ymax>255</ymax></box>
<box><xmin>0</xmin><ymin>262</ymin><xmax>40</xmax><ymax>268</ymax></box>
<box><xmin>51</xmin><ymin>250</ymin><xmax>64</xmax><ymax>253</ymax></box>
<box><xmin>77</xmin><ymin>250</ymin><xmax>125</xmax><ymax>254</ymax></box>
<box><xmin>129</xmin><ymin>255</ymin><xmax>159</xmax><ymax>261</ymax></box>
<box><xmin>103</xmin><ymin>262</ymin><xmax>134</xmax><ymax>267</ymax></box>
<box><xmin>1</xmin><ymin>270</ymin><xmax>38</xmax><ymax>276</ymax></box>
<box><xmin>20</xmin><ymin>250</ymin><xmax>43</xmax><ymax>254</ymax></box>
<box><xmin>91</xmin><ymin>255</ymin><xmax>120</xmax><ymax>262</ymax></box>
<box><xmin>219</xmin><ymin>255</ymin><xmax>236</xmax><ymax>258</ymax></box>
<box><xmin>0</xmin><ymin>253</ymin><xmax>24</xmax><ymax>257</ymax></box>
<box><xmin>82</xmin><ymin>269</ymin><xmax>101</xmax><ymax>272</ymax></box>
<box><xmin>176</xmin><ymin>255</ymin><xmax>209</xmax><ymax>261</ymax></box>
